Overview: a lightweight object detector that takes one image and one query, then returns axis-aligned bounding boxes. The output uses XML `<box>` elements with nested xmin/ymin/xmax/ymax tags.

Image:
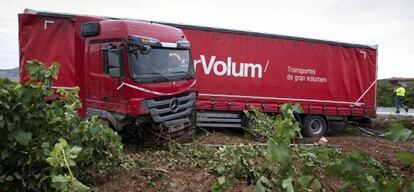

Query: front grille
<box><xmin>146</xmin><ymin>91</ymin><xmax>196</xmax><ymax>123</ymax></box>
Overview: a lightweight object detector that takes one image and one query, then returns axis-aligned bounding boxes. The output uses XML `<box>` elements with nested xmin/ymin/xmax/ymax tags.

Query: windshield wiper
<box><xmin>165</xmin><ymin>71</ymin><xmax>194</xmax><ymax>79</ymax></box>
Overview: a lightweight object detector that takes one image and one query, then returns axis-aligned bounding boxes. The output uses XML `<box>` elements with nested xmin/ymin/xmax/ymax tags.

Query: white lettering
<box><xmin>194</xmin><ymin>59</ymin><xmax>201</xmax><ymax>71</ymax></box>
<box><xmin>244</xmin><ymin>63</ymin><xmax>262</xmax><ymax>78</ymax></box>
<box><xmin>227</xmin><ymin>57</ymin><xmax>232</xmax><ymax>76</ymax></box>
<box><xmin>44</xmin><ymin>20</ymin><xmax>55</xmax><ymax>30</ymax></box>
<box><xmin>199</xmin><ymin>55</ymin><xmax>215</xmax><ymax>74</ymax></box>
<box><xmin>231</xmin><ymin>62</ymin><xmax>244</xmax><ymax>77</ymax></box>
<box><xmin>194</xmin><ymin>55</ymin><xmax>266</xmax><ymax>78</ymax></box>
<box><xmin>213</xmin><ymin>60</ymin><xmax>227</xmax><ymax>76</ymax></box>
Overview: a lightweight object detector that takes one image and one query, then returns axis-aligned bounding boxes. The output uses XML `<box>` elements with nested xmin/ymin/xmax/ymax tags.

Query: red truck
<box><xmin>172</xmin><ymin>24</ymin><xmax>377</xmax><ymax>137</ymax></box>
<box><xmin>19</xmin><ymin>9</ymin><xmax>377</xmax><ymax>138</ymax></box>
<box><xmin>19</xmin><ymin>9</ymin><xmax>197</xmax><ymax>141</ymax></box>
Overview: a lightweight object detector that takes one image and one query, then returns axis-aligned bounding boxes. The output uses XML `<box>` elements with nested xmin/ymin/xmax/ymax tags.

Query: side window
<box><xmin>102</xmin><ymin>45</ymin><xmax>125</xmax><ymax>77</ymax></box>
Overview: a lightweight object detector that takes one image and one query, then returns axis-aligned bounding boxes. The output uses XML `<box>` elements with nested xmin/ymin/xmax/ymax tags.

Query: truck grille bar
<box><xmin>146</xmin><ymin>91</ymin><xmax>196</xmax><ymax>123</ymax></box>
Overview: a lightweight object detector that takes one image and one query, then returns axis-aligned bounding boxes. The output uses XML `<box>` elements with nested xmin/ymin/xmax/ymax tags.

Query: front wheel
<box><xmin>175</xmin><ymin>126</ymin><xmax>195</xmax><ymax>143</ymax></box>
<box><xmin>302</xmin><ymin>115</ymin><xmax>327</xmax><ymax>137</ymax></box>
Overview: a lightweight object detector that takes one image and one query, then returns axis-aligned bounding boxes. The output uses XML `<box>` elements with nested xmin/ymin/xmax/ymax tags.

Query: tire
<box><xmin>175</xmin><ymin>109</ymin><xmax>197</xmax><ymax>143</ymax></box>
<box><xmin>302</xmin><ymin>115</ymin><xmax>327</xmax><ymax>137</ymax></box>
<box><xmin>175</xmin><ymin>126</ymin><xmax>195</xmax><ymax>143</ymax></box>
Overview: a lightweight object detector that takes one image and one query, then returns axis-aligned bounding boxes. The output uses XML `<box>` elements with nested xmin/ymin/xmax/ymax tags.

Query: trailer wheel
<box><xmin>302</xmin><ymin>115</ymin><xmax>327</xmax><ymax>137</ymax></box>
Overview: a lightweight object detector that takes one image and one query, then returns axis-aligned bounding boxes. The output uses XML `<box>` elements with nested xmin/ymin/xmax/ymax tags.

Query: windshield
<box><xmin>129</xmin><ymin>47</ymin><xmax>194</xmax><ymax>83</ymax></box>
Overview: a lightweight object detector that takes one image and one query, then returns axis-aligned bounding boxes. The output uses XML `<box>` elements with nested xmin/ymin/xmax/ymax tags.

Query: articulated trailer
<box><xmin>19</xmin><ymin>9</ymin><xmax>197</xmax><ymax>141</ymax></box>
<box><xmin>171</xmin><ymin>24</ymin><xmax>378</xmax><ymax>137</ymax></box>
<box><xmin>19</xmin><ymin>9</ymin><xmax>377</xmax><ymax>138</ymax></box>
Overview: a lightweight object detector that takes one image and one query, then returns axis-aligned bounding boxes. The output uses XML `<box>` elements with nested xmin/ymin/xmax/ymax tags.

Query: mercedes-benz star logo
<box><xmin>169</xmin><ymin>98</ymin><xmax>179</xmax><ymax>112</ymax></box>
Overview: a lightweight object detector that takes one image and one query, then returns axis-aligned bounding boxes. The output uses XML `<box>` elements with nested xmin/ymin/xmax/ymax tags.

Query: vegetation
<box><xmin>0</xmin><ymin>60</ymin><xmax>126</xmax><ymax>191</ymax></box>
<box><xmin>250</xmin><ymin>105</ymin><xmax>414</xmax><ymax>191</ymax></box>
<box><xmin>129</xmin><ymin>104</ymin><xmax>414</xmax><ymax>191</ymax></box>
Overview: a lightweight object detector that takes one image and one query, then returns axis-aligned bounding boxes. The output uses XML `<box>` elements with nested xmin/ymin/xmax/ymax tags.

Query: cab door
<box><xmin>85</xmin><ymin>42</ymin><xmax>126</xmax><ymax>111</ymax></box>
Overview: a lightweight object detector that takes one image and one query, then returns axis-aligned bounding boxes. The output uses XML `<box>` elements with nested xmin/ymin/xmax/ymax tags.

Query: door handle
<box><xmin>102</xmin><ymin>96</ymin><xmax>110</xmax><ymax>101</ymax></box>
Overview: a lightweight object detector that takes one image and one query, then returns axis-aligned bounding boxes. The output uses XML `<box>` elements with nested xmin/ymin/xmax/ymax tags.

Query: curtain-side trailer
<box><xmin>171</xmin><ymin>24</ymin><xmax>377</xmax><ymax>137</ymax></box>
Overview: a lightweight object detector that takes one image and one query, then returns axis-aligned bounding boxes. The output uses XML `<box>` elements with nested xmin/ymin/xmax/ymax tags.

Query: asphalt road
<box><xmin>377</xmin><ymin>107</ymin><xmax>414</xmax><ymax>116</ymax></box>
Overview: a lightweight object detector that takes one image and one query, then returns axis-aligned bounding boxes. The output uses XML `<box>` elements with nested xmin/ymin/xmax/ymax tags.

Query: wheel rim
<box><xmin>309</xmin><ymin>119</ymin><xmax>323</xmax><ymax>135</ymax></box>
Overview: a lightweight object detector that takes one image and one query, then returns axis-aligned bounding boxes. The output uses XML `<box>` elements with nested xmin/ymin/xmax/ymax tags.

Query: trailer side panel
<box><xmin>181</xmin><ymin>27</ymin><xmax>377</xmax><ymax>117</ymax></box>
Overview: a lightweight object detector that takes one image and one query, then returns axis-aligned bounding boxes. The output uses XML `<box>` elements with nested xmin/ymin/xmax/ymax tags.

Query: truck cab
<box><xmin>82</xmin><ymin>20</ymin><xmax>197</xmax><ymax>141</ymax></box>
<box><xmin>19</xmin><ymin>10</ymin><xmax>197</xmax><ymax>141</ymax></box>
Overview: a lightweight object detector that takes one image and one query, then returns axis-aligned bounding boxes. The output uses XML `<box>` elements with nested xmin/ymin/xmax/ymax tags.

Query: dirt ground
<box><xmin>98</xmin><ymin>116</ymin><xmax>414</xmax><ymax>191</ymax></box>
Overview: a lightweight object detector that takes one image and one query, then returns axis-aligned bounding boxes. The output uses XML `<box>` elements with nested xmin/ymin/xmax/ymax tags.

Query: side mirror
<box><xmin>103</xmin><ymin>46</ymin><xmax>124</xmax><ymax>78</ymax></box>
<box><xmin>107</xmin><ymin>51</ymin><xmax>120</xmax><ymax>67</ymax></box>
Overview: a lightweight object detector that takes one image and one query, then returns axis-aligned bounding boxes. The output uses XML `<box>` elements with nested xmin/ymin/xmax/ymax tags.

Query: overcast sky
<box><xmin>0</xmin><ymin>0</ymin><xmax>413</xmax><ymax>78</ymax></box>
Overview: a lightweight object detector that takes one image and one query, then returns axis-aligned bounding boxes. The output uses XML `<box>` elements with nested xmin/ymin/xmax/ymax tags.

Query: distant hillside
<box><xmin>0</xmin><ymin>67</ymin><xmax>19</xmax><ymax>81</ymax></box>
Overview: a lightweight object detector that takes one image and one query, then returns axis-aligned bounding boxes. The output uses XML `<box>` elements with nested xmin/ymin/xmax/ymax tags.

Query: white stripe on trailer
<box><xmin>198</xmin><ymin>93</ymin><xmax>364</xmax><ymax>105</ymax></box>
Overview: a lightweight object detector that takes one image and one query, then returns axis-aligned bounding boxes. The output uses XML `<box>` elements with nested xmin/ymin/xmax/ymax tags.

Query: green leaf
<box><xmin>49</xmin><ymin>63</ymin><xmax>60</xmax><ymax>79</ymax></box>
<box><xmin>26</xmin><ymin>60</ymin><xmax>40</xmax><ymax>78</ymax></box>
<box><xmin>396</xmin><ymin>151</ymin><xmax>414</xmax><ymax>164</ymax></box>
<box><xmin>71</xmin><ymin>179</ymin><xmax>90</xmax><ymax>191</ymax></box>
<box><xmin>51</xmin><ymin>174</ymin><xmax>71</xmax><ymax>190</ymax></box>
<box><xmin>291</xmin><ymin>104</ymin><xmax>303</xmax><ymax>113</ymax></box>
<box><xmin>0</xmin><ymin>115</ymin><xmax>5</xmax><ymax>128</ymax></box>
<box><xmin>1</xmin><ymin>150</ymin><xmax>9</xmax><ymax>159</ymax></box>
<box><xmin>66</xmin><ymin>145</ymin><xmax>82</xmax><ymax>166</ymax></box>
<box><xmin>266</xmin><ymin>138</ymin><xmax>291</xmax><ymax>165</ymax></box>
<box><xmin>254</xmin><ymin>180</ymin><xmax>267</xmax><ymax>192</ymax></box>
<box><xmin>218</xmin><ymin>176</ymin><xmax>226</xmax><ymax>185</ymax></box>
<box><xmin>282</xmin><ymin>177</ymin><xmax>294</xmax><ymax>192</ymax></box>
<box><xmin>384</xmin><ymin>123</ymin><xmax>412</xmax><ymax>142</ymax></box>
<box><xmin>253</xmin><ymin>176</ymin><xmax>270</xmax><ymax>192</ymax></box>
<box><xmin>382</xmin><ymin>178</ymin><xmax>402</xmax><ymax>192</ymax></box>
<box><xmin>298</xmin><ymin>175</ymin><xmax>313</xmax><ymax>187</ymax></box>
<box><xmin>313</xmin><ymin>179</ymin><xmax>322</xmax><ymax>189</ymax></box>
<box><xmin>266</xmin><ymin>138</ymin><xmax>278</xmax><ymax>162</ymax></box>
<box><xmin>47</xmin><ymin>138</ymin><xmax>68</xmax><ymax>167</ymax></box>
<box><xmin>14</xmin><ymin>130</ymin><xmax>32</xmax><ymax>146</ymax></box>
<box><xmin>5</xmin><ymin>175</ymin><xmax>13</xmax><ymax>181</ymax></box>
<box><xmin>13</xmin><ymin>172</ymin><xmax>22</xmax><ymax>180</ymax></box>
<box><xmin>51</xmin><ymin>174</ymin><xmax>70</xmax><ymax>183</ymax></box>
<box><xmin>367</xmin><ymin>175</ymin><xmax>375</xmax><ymax>183</ymax></box>
<box><xmin>210</xmin><ymin>176</ymin><xmax>229</xmax><ymax>192</ymax></box>
<box><xmin>280</xmin><ymin>103</ymin><xmax>302</xmax><ymax>117</ymax></box>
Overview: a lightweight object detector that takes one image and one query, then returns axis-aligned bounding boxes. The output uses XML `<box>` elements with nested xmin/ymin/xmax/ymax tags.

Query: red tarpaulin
<box><xmin>180</xmin><ymin>27</ymin><xmax>377</xmax><ymax>116</ymax></box>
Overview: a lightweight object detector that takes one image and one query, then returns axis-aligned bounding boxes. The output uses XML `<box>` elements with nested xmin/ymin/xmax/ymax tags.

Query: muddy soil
<box><xmin>371</xmin><ymin>115</ymin><xmax>414</xmax><ymax>130</ymax></box>
<box><xmin>305</xmin><ymin>128</ymin><xmax>414</xmax><ymax>178</ymax></box>
<box><xmin>98</xmin><ymin>116</ymin><xmax>414</xmax><ymax>191</ymax></box>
